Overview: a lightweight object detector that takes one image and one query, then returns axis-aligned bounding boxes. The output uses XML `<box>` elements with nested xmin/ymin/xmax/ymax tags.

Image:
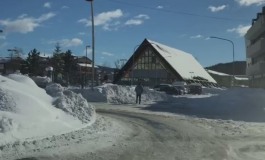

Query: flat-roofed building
<box><xmin>245</xmin><ymin>6</ymin><xmax>265</xmax><ymax>87</ymax></box>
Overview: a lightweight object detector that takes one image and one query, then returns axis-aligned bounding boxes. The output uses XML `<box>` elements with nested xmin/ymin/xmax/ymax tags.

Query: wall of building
<box><xmin>245</xmin><ymin>7</ymin><xmax>265</xmax><ymax>88</ymax></box>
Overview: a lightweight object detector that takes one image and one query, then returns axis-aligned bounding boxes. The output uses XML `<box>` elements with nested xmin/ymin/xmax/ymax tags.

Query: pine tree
<box><xmin>26</xmin><ymin>49</ymin><xmax>41</xmax><ymax>76</ymax></box>
<box><xmin>51</xmin><ymin>43</ymin><xmax>65</xmax><ymax>83</ymax></box>
<box><xmin>62</xmin><ymin>50</ymin><xmax>76</xmax><ymax>84</ymax></box>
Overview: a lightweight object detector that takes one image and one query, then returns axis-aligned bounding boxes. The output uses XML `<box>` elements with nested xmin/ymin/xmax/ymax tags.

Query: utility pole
<box><xmin>86</xmin><ymin>0</ymin><xmax>95</xmax><ymax>90</ymax></box>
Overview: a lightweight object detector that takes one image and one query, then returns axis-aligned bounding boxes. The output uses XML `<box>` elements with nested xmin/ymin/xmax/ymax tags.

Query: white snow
<box><xmin>234</xmin><ymin>76</ymin><xmax>249</xmax><ymax>80</ymax></box>
<box><xmin>0</xmin><ymin>74</ymin><xmax>95</xmax><ymax>145</ymax></box>
<box><xmin>71</xmin><ymin>83</ymin><xmax>170</xmax><ymax>104</ymax></box>
<box><xmin>2</xmin><ymin>74</ymin><xmax>265</xmax><ymax>160</ymax></box>
<box><xmin>207</xmin><ymin>69</ymin><xmax>249</xmax><ymax>81</ymax></box>
<box><xmin>77</xmin><ymin>63</ymin><xmax>98</xmax><ymax>68</ymax></box>
<box><xmin>207</xmin><ymin>69</ymin><xmax>230</xmax><ymax>76</ymax></box>
<box><xmin>147</xmin><ymin>39</ymin><xmax>216</xmax><ymax>83</ymax></box>
<box><xmin>72</xmin><ymin>84</ymin><xmax>265</xmax><ymax>122</ymax></box>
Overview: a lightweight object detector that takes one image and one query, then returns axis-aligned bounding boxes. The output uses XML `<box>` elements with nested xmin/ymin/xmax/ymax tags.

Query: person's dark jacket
<box><xmin>135</xmin><ymin>84</ymin><xmax>144</xmax><ymax>95</ymax></box>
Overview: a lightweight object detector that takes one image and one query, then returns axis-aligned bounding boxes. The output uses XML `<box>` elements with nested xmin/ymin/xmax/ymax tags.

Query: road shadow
<box><xmin>140</xmin><ymin>88</ymin><xmax>265</xmax><ymax>123</ymax></box>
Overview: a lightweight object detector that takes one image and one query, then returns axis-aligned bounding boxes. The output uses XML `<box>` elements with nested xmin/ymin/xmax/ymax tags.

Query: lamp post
<box><xmin>210</xmin><ymin>36</ymin><xmax>235</xmax><ymax>86</ymax></box>
<box><xmin>86</xmin><ymin>0</ymin><xmax>95</xmax><ymax>90</ymax></box>
<box><xmin>7</xmin><ymin>48</ymin><xmax>17</xmax><ymax>59</ymax></box>
<box><xmin>85</xmin><ymin>45</ymin><xmax>90</xmax><ymax>88</ymax></box>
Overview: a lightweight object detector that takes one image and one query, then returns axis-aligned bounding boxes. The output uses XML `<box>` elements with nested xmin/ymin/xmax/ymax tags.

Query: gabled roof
<box><xmin>146</xmin><ymin>39</ymin><xmax>216</xmax><ymax>83</ymax></box>
<box><xmin>113</xmin><ymin>39</ymin><xmax>216</xmax><ymax>84</ymax></box>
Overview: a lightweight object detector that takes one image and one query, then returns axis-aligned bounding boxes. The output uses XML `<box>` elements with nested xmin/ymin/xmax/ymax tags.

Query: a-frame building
<box><xmin>113</xmin><ymin>39</ymin><xmax>217</xmax><ymax>87</ymax></box>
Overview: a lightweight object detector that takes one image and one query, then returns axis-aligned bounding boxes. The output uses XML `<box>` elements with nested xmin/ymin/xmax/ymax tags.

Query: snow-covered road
<box><xmin>6</xmin><ymin>104</ymin><xmax>265</xmax><ymax>160</ymax></box>
<box><xmin>3</xmin><ymin>76</ymin><xmax>265</xmax><ymax>159</ymax></box>
<box><xmin>95</xmin><ymin>109</ymin><xmax>228</xmax><ymax>160</ymax></box>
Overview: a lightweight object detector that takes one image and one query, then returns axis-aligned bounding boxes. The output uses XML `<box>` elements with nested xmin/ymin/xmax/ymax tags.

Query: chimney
<box><xmin>252</xmin><ymin>18</ymin><xmax>257</xmax><ymax>25</ymax></box>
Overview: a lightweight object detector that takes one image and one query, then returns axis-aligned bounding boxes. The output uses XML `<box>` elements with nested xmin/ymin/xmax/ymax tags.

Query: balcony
<box><xmin>245</xmin><ymin>16</ymin><xmax>265</xmax><ymax>41</ymax></box>
<box><xmin>247</xmin><ymin>38</ymin><xmax>265</xmax><ymax>57</ymax></box>
<box><xmin>246</xmin><ymin>61</ymin><xmax>265</xmax><ymax>76</ymax></box>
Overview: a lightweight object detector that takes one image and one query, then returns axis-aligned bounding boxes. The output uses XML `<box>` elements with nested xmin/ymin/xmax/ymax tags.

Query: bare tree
<box><xmin>114</xmin><ymin>59</ymin><xmax>127</xmax><ymax>69</ymax></box>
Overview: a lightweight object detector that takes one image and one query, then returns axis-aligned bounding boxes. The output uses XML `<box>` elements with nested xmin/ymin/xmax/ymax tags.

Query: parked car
<box><xmin>173</xmin><ymin>85</ymin><xmax>188</xmax><ymax>95</ymax></box>
<box><xmin>153</xmin><ymin>84</ymin><xmax>172</xmax><ymax>91</ymax></box>
<box><xmin>188</xmin><ymin>83</ymin><xmax>202</xmax><ymax>95</ymax></box>
<box><xmin>154</xmin><ymin>84</ymin><xmax>182</xmax><ymax>95</ymax></box>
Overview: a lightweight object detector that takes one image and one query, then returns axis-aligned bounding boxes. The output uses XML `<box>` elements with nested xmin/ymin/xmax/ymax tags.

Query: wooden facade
<box><xmin>114</xmin><ymin>39</ymin><xmax>217</xmax><ymax>87</ymax></box>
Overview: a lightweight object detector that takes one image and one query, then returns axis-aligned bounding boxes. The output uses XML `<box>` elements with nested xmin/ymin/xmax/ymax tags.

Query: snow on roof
<box><xmin>206</xmin><ymin>69</ymin><xmax>230</xmax><ymax>76</ymax></box>
<box><xmin>39</xmin><ymin>54</ymin><xmax>51</xmax><ymax>58</ymax></box>
<box><xmin>77</xmin><ymin>63</ymin><xmax>98</xmax><ymax>68</ymax></box>
<box><xmin>234</xmin><ymin>76</ymin><xmax>249</xmax><ymax>81</ymax></box>
<box><xmin>147</xmin><ymin>39</ymin><xmax>216</xmax><ymax>83</ymax></box>
<box><xmin>207</xmin><ymin>69</ymin><xmax>249</xmax><ymax>81</ymax></box>
<box><xmin>0</xmin><ymin>58</ymin><xmax>10</xmax><ymax>63</ymax></box>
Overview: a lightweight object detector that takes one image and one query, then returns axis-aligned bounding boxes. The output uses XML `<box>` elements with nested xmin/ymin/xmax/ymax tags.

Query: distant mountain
<box><xmin>205</xmin><ymin>61</ymin><xmax>246</xmax><ymax>75</ymax></box>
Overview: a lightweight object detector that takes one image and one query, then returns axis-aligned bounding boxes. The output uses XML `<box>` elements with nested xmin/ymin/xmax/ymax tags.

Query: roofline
<box><xmin>113</xmin><ymin>39</ymin><xmax>184</xmax><ymax>83</ymax></box>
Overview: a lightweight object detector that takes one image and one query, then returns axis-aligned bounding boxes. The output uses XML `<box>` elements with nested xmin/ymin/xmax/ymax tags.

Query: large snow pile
<box><xmin>46</xmin><ymin>83</ymin><xmax>95</xmax><ymax>123</ymax></box>
<box><xmin>71</xmin><ymin>83</ymin><xmax>171</xmax><ymax>104</ymax></box>
<box><xmin>46</xmin><ymin>83</ymin><xmax>65</xmax><ymax>97</ymax></box>
<box><xmin>0</xmin><ymin>74</ymin><xmax>95</xmax><ymax>145</ymax></box>
<box><xmin>31</xmin><ymin>76</ymin><xmax>52</xmax><ymax>88</ymax></box>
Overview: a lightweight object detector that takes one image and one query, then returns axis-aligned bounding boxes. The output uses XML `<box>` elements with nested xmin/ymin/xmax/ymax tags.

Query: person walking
<box><xmin>135</xmin><ymin>82</ymin><xmax>144</xmax><ymax>104</ymax></box>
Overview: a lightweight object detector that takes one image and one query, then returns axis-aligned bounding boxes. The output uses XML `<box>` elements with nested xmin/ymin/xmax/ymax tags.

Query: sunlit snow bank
<box><xmin>141</xmin><ymin>87</ymin><xmax>265</xmax><ymax>122</ymax></box>
<box><xmin>71</xmin><ymin>83</ymin><xmax>172</xmax><ymax>104</ymax></box>
<box><xmin>31</xmin><ymin>76</ymin><xmax>52</xmax><ymax>88</ymax></box>
<box><xmin>0</xmin><ymin>74</ymin><xmax>95</xmax><ymax>145</ymax></box>
<box><xmin>71</xmin><ymin>83</ymin><xmax>265</xmax><ymax>122</ymax></box>
<box><xmin>46</xmin><ymin>83</ymin><xmax>95</xmax><ymax>123</ymax></box>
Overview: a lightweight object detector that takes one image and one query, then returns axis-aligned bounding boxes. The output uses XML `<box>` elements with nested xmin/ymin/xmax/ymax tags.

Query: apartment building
<box><xmin>245</xmin><ymin>6</ymin><xmax>265</xmax><ymax>87</ymax></box>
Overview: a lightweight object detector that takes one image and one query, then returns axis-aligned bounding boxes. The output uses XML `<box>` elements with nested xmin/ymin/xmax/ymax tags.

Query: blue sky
<box><xmin>0</xmin><ymin>0</ymin><xmax>264</xmax><ymax>67</ymax></box>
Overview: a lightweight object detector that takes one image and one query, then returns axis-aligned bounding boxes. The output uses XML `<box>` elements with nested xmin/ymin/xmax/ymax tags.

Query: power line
<box><xmin>106</xmin><ymin>0</ymin><xmax>246</xmax><ymax>22</ymax></box>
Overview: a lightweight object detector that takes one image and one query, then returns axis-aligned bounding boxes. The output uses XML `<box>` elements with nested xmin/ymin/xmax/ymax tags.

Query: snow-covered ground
<box><xmin>0</xmin><ymin>74</ymin><xmax>95</xmax><ymax>146</ymax></box>
<box><xmin>73</xmin><ymin>84</ymin><xmax>265</xmax><ymax>122</ymax></box>
<box><xmin>2</xmin><ymin>75</ymin><xmax>265</xmax><ymax>159</ymax></box>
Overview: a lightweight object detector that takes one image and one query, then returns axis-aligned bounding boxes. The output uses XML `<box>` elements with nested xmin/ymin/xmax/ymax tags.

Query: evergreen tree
<box><xmin>51</xmin><ymin>43</ymin><xmax>64</xmax><ymax>82</ymax></box>
<box><xmin>62</xmin><ymin>50</ymin><xmax>76</xmax><ymax>84</ymax></box>
<box><xmin>26</xmin><ymin>49</ymin><xmax>41</xmax><ymax>76</ymax></box>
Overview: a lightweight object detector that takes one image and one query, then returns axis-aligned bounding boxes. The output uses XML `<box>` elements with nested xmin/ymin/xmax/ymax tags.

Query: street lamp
<box><xmin>210</xmin><ymin>36</ymin><xmax>235</xmax><ymax>86</ymax></box>
<box><xmin>85</xmin><ymin>45</ymin><xmax>90</xmax><ymax>88</ymax></box>
<box><xmin>7</xmin><ymin>48</ymin><xmax>18</xmax><ymax>59</ymax></box>
<box><xmin>85</xmin><ymin>45</ymin><xmax>90</xmax><ymax>64</ymax></box>
<box><xmin>86</xmin><ymin>0</ymin><xmax>95</xmax><ymax>90</ymax></box>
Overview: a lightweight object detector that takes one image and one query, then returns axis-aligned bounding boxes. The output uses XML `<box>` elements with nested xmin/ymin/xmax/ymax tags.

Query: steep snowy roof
<box><xmin>147</xmin><ymin>39</ymin><xmax>216</xmax><ymax>83</ymax></box>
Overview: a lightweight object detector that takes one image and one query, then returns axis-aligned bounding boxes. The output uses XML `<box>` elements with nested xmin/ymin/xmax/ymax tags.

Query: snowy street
<box><xmin>3</xmin><ymin>104</ymin><xmax>265</xmax><ymax>160</ymax></box>
<box><xmin>2</xmin><ymin>75</ymin><xmax>265</xmax><ymax>159</ymax></box>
